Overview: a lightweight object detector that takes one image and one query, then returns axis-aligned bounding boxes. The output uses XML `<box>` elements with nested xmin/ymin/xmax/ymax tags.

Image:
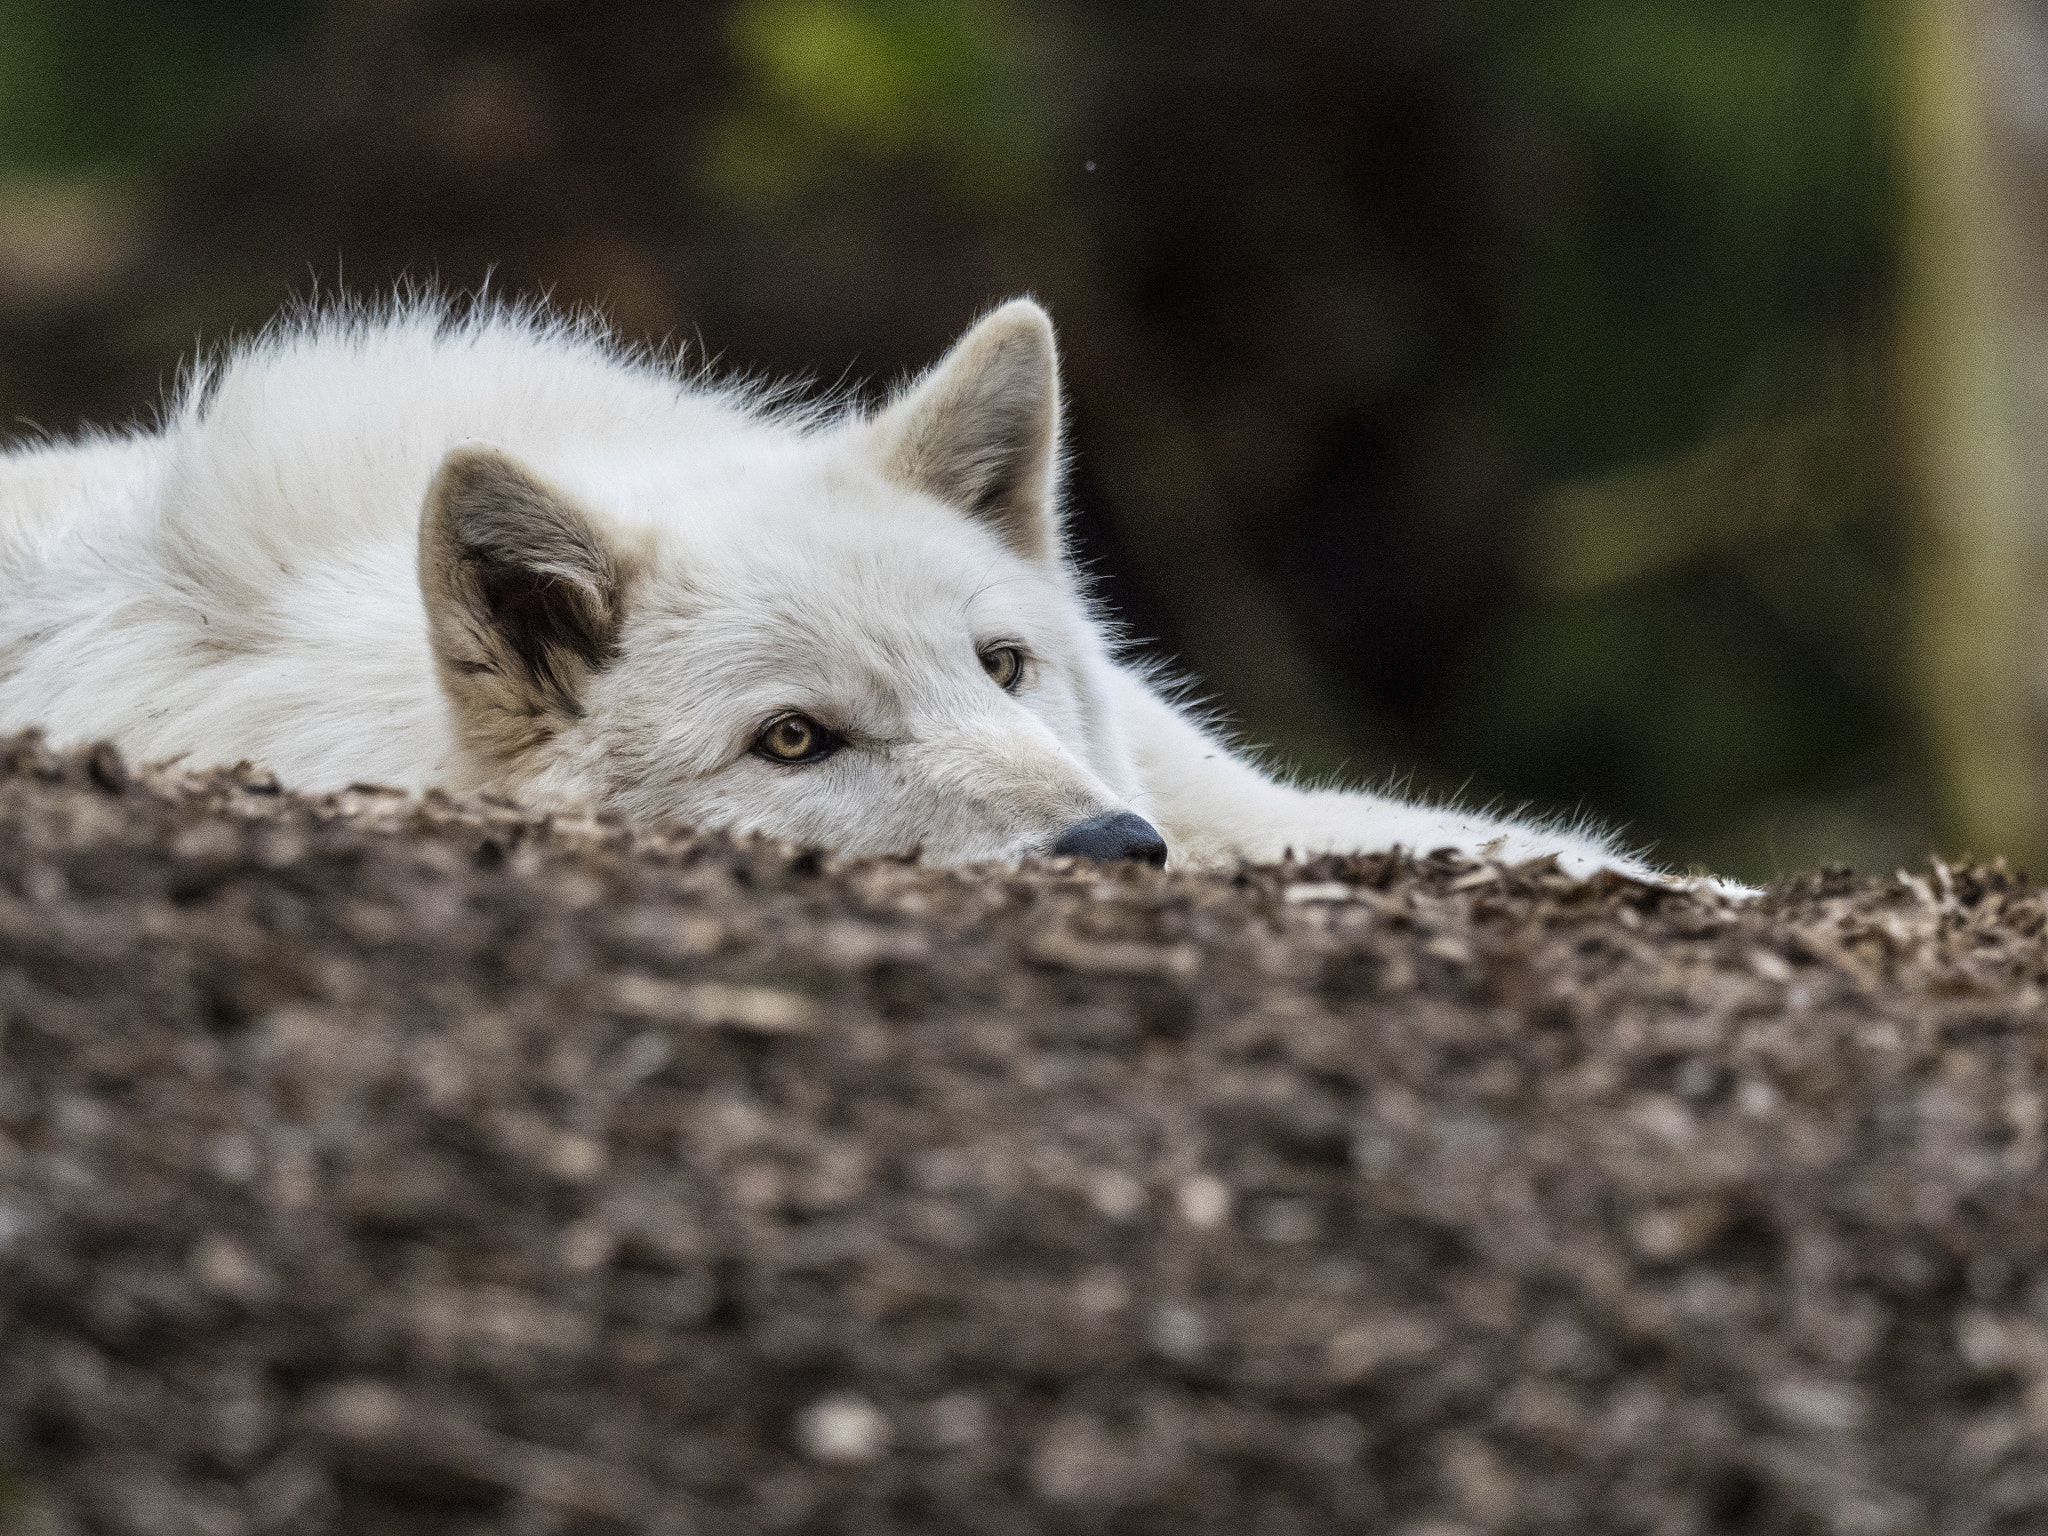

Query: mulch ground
<box><xmin>0</xmin><ymin>732</ymin><xmax>2045</xmax><ymax>1536</ymax></box>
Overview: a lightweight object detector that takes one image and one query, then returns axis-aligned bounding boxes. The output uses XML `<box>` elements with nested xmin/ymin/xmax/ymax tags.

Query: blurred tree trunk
<box><xmin>1895</xmin><ymin>0</ymin><xmax>2048</xmax><ymax>870</ymax></box>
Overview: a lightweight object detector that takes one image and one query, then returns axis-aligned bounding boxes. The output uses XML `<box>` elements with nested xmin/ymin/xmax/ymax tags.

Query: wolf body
<box><xmin>0</xmin><ymin>298</ymin><xmax>1665</xmax><ymax>878</ymax></box>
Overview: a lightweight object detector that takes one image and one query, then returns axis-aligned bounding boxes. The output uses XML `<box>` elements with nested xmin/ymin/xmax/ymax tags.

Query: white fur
<box><xmin>0</xmin><ymin>296</ymin><xmax>1692</xmax><ymax>883</ymax></box>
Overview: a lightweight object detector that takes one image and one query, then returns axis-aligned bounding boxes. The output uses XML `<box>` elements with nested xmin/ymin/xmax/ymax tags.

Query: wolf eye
<box><xmin>753</xmin><ymin>713</ymin><xmax>838</xmax><ymax>764</ymax></box>
<box><xmin>979</xmin><ymin>645</ymin><xmax>1024</xmax><ymax>691</ymax></box>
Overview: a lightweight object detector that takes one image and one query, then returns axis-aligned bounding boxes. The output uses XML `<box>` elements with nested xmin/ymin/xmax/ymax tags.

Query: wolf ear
<box><xmin>419</xmin><ymin>446</ymin><xmax>631</xmax><ymax>759</ymax></box>
<box><xmin>868</xmin><ymin>298</ymin><xmax>1063</xmax><ymax>563</ymax></box>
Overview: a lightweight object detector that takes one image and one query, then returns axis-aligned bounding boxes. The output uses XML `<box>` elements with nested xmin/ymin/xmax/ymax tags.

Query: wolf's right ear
<box><xmin>866</xmin><ymin>298</ymin><xmax>1063</xmax><ymax>564</ymax></box>
<box><xmin>419</xmin><ymin>446</ymin><xmax>633</xmax><ymax>762</ymax></box>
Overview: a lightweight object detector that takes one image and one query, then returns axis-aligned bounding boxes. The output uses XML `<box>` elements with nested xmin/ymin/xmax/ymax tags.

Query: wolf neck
<box><xmin>0</xmin><ymin>309</ymin><xmax>757</xmax><ymax>792</ymax></box>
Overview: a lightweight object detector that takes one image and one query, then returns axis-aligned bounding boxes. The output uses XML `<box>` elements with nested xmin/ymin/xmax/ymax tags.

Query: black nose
<box><xmin>1050</xmin><ymin>811</ymin><xmax>1168</xmax><ymax>867</ymax></box>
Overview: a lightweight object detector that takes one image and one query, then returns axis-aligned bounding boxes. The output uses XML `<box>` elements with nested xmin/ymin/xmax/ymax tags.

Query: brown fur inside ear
<box><xmin>875</xmin><ymin>299</ymin><xmax>1062</xmax><ymax>564</ymax></box>
<box><xmin>419</xmin><ymin>446</ymin><xmax>633</xmax><ymax>765</ymax></box>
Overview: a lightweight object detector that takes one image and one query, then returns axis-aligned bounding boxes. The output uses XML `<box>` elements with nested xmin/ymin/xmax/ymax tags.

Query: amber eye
<box><xmin>979</xmin><ymin>645</ymin><xmax>1024</xmax><ymax>691</ymax></box>
<box><xmin>754</xmin><ymin>713</ymin><xmax>836</xmax><ymax>764</ymax></box>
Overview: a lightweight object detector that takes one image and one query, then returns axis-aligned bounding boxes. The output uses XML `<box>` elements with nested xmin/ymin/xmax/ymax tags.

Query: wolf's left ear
<box><xmin>418</xmin><ymin>446</ymin><xmax>634</xmax><ymax>761</ymax></box>
<box><xmin>867</xmin><ymin>298</ymin><xmax>1063</xmax><ymax>563</ymax></box>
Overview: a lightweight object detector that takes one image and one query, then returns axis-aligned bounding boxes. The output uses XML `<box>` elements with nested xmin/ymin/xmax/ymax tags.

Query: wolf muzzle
<box><xmin>1051</xmin><ymin>811</ymin><xmax>1168</xmax><ymax>867</ymax></box>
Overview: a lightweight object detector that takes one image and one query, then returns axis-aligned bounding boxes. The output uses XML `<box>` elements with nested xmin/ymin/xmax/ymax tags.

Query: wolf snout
<box><xmin>1050</xmin><ymin>811</ymin><xmax>1168</xmax><ymax>867</ymax></box>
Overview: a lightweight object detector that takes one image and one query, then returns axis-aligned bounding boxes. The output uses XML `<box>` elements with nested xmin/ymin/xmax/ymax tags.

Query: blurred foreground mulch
<box><xmin>0</xmin><ymin>732</ymin><xmax>2044</xmax><ymax>1536</ymax></box>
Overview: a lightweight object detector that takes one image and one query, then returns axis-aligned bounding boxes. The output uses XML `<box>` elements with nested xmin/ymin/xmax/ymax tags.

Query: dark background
<box><xmin>0</xmin><ymin>0</ymin><xmax>1906</xmax><ymax>883</ymax></box>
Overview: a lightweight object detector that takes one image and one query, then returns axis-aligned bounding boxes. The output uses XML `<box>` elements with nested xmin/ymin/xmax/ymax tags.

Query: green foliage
<box><xmin>0</xmin><ymin>0</ymin><xmax>307</xmax><ymax>177</ymax></box>
<box><xmin>1490</xmin><ymin>0</ymin><xmax>1888</xmax><ymax>469</ymax></box>
<box><xmin>1448</xmin><ymin>0</ymin><xmax>1903</xmax><ymax>879</ymax></box>
<box><xmin>705</xmin><ymin>0</ymin><xmax>1066</xmax><ymax>208</ymax></box>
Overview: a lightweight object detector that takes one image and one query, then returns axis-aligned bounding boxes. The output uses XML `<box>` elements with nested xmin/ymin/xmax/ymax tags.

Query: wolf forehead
<box><xmin>601</xmin><ymin>518</ymin><xmax>1086</xmax><ymax>720</ymax></box>
<box><xmin>629</xmin><ymin>534</ymin><xmax>1074</xmax><ymax>667</ymax></box>
<box><xmin>524</xmin><ymin>446</ymin><xmax>1075</xmax><ymax>647</ymax></box>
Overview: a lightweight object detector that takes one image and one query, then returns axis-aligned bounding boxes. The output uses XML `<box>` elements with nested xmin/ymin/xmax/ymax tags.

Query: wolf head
<box><xmin>416</xmin><ymin>299</ymin><xmax>1166</xmax><ymax>865</ymax></box>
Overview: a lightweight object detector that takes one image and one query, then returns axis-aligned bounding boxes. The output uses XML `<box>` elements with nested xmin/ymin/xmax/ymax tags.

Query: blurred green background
<box><xmin>0</xmin><ymin>0</ymin><xmax>1958</xmax><ymax>882</ymax></box>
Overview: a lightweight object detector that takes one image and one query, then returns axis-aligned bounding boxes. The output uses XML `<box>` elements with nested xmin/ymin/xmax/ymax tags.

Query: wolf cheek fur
<box><xmin>0</xmin><ymin>295</ymin><xmax>1678</xmax><ymax>882</ymax></box>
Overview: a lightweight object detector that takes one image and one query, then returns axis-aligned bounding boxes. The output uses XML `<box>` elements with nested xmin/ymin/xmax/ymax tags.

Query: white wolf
<box><xmin>0</xmin><ymin>296</ymin><xmax>1669</xmax><ymax>879</ymax></box>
